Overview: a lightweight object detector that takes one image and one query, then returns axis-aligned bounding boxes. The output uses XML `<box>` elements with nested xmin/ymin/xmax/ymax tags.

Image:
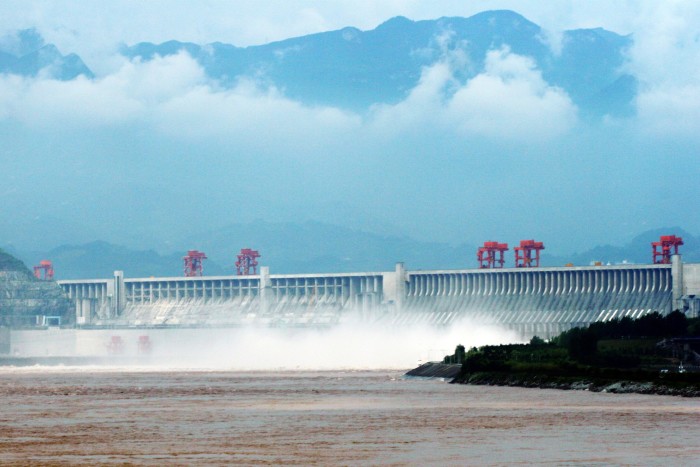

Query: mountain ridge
<box><xmin>0</xmin><ymin>28</ymin><xmax>92</xmax><ymax>79</ymax></box>
<box><xmin>0</xmin><ymin>10</ymin><xmax>632</xmax><ymax>117</ymax></box>
<box><xmin>119</xmin><ymin>10</ymin><xmax>632</xmax><ymax>116</ymax></box>
<box><xmin>8</xmin><ymin>224</ymin><xmax>698</xmax><ymax>281</ymax></box>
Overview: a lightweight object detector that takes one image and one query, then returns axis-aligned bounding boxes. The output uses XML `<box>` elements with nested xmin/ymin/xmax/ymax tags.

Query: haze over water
<box><xmin>10</xmin><ymin>318</ymin><xmax>521</xmax><ymax>369</ymax></box>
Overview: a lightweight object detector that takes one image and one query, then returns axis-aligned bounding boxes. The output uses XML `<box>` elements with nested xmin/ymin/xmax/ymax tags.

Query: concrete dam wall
<box><xmin>57</xmin><ymin>257</ymin><xmax>700</xmax><ymax>339</ymax></box>
<box><xmin>401</xmin><ymin>266</ymin><xmax>672</xmax><ymax>337</ymax></box>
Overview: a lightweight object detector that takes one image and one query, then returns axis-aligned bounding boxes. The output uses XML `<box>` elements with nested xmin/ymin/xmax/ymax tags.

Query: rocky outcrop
<box><xmin>454</xmin><ymin>371</ymin><xmax>700</xmax><ymax>397</ymax></box>
<box><xmin>0</xmin><ymin>250</ymin><xmax>71</xmax><ymax>327</ymax></box>
<box><xmin>405</xmin><ymin>362</ymin><xmax>462</xmax><ymax>379</ymax></box>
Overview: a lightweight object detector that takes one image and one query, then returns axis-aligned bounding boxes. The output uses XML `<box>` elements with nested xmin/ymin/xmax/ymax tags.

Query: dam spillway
<box><xmin>401</xmin><ymin>265</ymin><xmax>673</xmax><ymax>337</ymax></box>
<box><xmin>57</xmin><ymin>257</ymin><xmax>700</xmax><ymax>339</ymax></box>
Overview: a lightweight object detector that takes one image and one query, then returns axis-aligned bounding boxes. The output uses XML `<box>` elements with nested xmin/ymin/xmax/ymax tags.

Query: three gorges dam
<box><xmin>55</xmin><ymin>237</ymin><xmax>700</xmax><ymax>339</ymax></box>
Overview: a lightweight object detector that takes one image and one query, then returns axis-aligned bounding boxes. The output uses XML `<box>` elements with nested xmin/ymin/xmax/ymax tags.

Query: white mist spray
<box><xmin>7</xmin><ymin>309</ymin><xmax>522</xmax><ymax>370</ymax></box>
<box><xmin>131</xmin><ymin>313</ymin><xmax>521</xmax><ymax>370</ymax></box>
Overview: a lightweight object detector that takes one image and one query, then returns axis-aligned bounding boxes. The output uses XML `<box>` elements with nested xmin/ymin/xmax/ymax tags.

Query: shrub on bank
<box><xmin>442</xmin><ymin>311</ymin><xmax>700</xmax><ymax>381</ymax></box>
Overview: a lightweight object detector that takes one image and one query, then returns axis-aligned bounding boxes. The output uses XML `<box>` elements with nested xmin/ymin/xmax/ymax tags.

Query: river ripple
<box><xmin>0</xmin><ymin>369</ymin><xmax>697</xmax><ymax>465</ymax></box>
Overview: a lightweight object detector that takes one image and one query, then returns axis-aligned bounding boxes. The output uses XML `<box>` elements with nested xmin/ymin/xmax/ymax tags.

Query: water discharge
<box><xmin>147</xmin><ymin>317</ymin><xmax>520</xmax><ymax>369</ymax></box>
<box><xmin>9</xmin><ymin>314</ymin><xmax>521</xmax><ymax>370</ymax></box>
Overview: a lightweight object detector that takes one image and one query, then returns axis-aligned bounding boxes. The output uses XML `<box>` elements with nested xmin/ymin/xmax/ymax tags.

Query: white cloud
<box><xmin>0</xmin><ymin>53</ymin><xmax>208</xmax><ymax>127</ymax></box>
<box><xmin>449</xmin><ymin>48</ymin><xmax>577</xmax><ymax>139</ymax></box>
<box><xmin>636</xmin><ymin>86</ymin><xmax>700</xmax><ymax>136</ymax></box>
<box><xmin>0</xmin><ymin>75</ymin><xmax>24</xmax><ymax>120</ymax></box>
<box><xmin>371</xmin><ymin>47</ymin><xmax>577</xmax><ymax>142</ymax></box>
<box><xmin>1</xmin><ymin>44</ymin><xmax>576</xmax><ymax>152</ymax></box>
<box><xmin>154</xmin><ymin>79</ymin><xmax>361</xmax><ymax>149</ymax></box>
<box><xmin>627</xmin><ymin>2</ymin><xmax>700</xmax><ymax>87</ymax></box>
<box><xmin>3</xmin><ymin>0</ymin><xmax>699</xmax><ymax>143</ymax></box>
<box><xmin>369</xmin><ymin>61</ymin><xmax>453</xmax><ymax>137</ymax></box>
<box><xmin>20</xmin><ymin>75</ymin><xmax>144</xmax><ymax>126</ymax></box>
<box><xmin>5</xmin><ymin>3</ymin><xmax>700</xmax><ymax>154</ymax></box>
<box><xmin>627</xmin><ymin>2</ymin><xmax>700</xmax><ymax>137</ymax></box>
<box><xmin>0</xmin><ymin>51</ymin><xmax>362</xmax><ymax>156</ymax></box>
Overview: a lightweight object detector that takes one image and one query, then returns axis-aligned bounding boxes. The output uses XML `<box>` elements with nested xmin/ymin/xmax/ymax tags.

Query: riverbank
<box><xmin>0</xmin><ymin>356</ymin><xmax>155</xmax><ymax>367</ymax></box>
<box><xmin>404</xmin><ymin>361</ymin><xmax>700</xmax><ymax>397</ymax></box>
<box><xmin>424</xmin><ymin>312</ymin><xmax>700</xmax><ymax>397</ymax></box>
<box><xmin>453</xmin><ymin>370</ymin><xmax>700</xmax><ymax>397</ymax></box>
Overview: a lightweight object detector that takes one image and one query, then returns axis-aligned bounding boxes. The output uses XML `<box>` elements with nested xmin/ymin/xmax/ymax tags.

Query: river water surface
<box><xmin>0</xmin><ymin>368</ymin><xmax>698</xmax><ymax>465</ymax></box>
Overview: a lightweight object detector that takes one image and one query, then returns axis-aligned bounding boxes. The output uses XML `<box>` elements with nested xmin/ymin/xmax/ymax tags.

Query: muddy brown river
<box><xmin>0</xmin><ymin>368</ymin><xmax>698</xmax><ymax>465</ymax></box>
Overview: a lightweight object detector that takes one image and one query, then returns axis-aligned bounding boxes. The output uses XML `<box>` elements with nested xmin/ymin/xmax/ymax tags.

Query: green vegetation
<box><xmin>443</xmin><ymin>344</ymin><xmax>466</xmax><ymax>364</ymax></box>
<box><xmin>0</xmin><ymin>248</ymin><xmax>31</xmax><ymax>275</ymax></box>
<box><xmin>553</xmin><ymin>311</ymin><xmax>697</xmax><ymax>364</ymax></box>
<box><xmin>448</xmin><ymin>312</ymin><xmax>700</xmax><ymax>395</ymax></box>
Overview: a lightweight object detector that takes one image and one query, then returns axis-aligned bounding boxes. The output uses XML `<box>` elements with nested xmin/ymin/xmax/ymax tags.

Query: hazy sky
<box><xmin>1</xmin><ymin>1</ymin><xmax>699</xmax><ymax>255</ymax></box>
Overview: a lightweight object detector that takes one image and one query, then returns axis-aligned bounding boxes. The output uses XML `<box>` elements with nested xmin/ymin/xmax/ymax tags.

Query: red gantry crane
<box><xmin>107</xmin><ymin>335</ymin><xmax>124</xmax><ymax>355</ymax></box>
<box><xmin>137</xmin><ymin>335</ymin><xmax>152</xmax><ymax>354</ymax></box>
<box><xmin>514</xmin><ymin>239</ymin><xmax>545</xmax><ymax>268</ymax></box>
<box><xmin>183</xmin><ymin>250</ymin><xmax>207</xmax><ymax>277</ymax></box>
<box><xmin>477</xmin><ymin>241</ymin><xmax>509</xmax><ymax>269</ymax></box>
<box><xmin>33</xmin><ymin>260</ymin><xmax>54</xmax><ymax>280</ymax></box>
<box><xmin>236</xmin><ymin>248</ymin><xmax>260</xmax><ymax>275</ymax></box>
<box><xmin>652</xmin><ymin>235</ymin><xmax>683</xmax><ymax>264</ymax></box>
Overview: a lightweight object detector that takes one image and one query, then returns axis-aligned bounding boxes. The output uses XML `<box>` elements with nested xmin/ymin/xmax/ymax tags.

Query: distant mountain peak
<box><xmin>466</xmin><ymin>9</ymin><xmax>539</xmax><ymax>29</ymax></box>
<box><xmin>0</xmin><ymin>27</ymin><xmax>45</xmax><ymax>56</ymax></box>
<box><xmin>0</xmin><ymin>28</ymin><xmax>93</xmax><ymax>79</ymax></box>
<box><xmin>377</xmin><ymin>15</ymin><xmax>414</xmax><ymax>29</ymax></box>
<box><xmin>339</xmin><ymin>26</ymin><xmax>361</xmax><ymax>42</ymax></box>
<box><xmin>470</xmin><ymin>9</ymin><xmax>533</xmax><ymax>21</ymax></box>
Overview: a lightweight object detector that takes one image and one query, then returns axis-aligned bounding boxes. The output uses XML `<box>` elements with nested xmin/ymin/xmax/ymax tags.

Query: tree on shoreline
<box><xmin>444</xmin><ymin>311</ymin><xmax>699</xmax><ymax>370</ymax></box>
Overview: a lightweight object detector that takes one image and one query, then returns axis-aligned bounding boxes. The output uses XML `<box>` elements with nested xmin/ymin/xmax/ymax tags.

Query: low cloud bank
<box><xmin>0</xmin><ymin>48</ymin><xmax>579</xmax><ymax>144</ymax></box>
